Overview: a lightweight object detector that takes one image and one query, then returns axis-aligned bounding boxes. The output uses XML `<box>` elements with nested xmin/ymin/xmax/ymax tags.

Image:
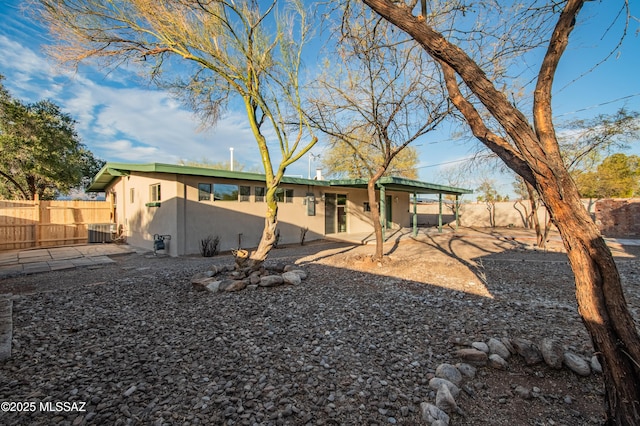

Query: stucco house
<box><xmin>88</xmin><ymin>163</ymin><xmax>471</xmax><ymax>256</ymax></box>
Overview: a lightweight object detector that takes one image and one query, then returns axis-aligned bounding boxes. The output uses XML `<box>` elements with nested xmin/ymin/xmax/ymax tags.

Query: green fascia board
<box><xmin>328</xmin><ymin>176</ymin><xmax>473</xmax><ymax>196</ymax></box>
<box><xmin>88</xmin><ymin>162</ymin><xmax>472</xmax><ymax>195</ymax></box>
<box><xmin>87</xmin><ymin>162</ymin><xmax>331</xmax><ymax>192</ymax></box>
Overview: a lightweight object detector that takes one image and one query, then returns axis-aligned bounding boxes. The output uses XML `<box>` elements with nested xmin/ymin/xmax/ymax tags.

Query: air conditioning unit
<box><xmin>88</xmin><ymin>223</ymin><xmax>115</xmax><ymax>243</ymax></box>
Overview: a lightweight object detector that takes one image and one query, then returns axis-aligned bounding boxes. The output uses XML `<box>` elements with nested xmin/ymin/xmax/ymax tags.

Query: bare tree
<box><xmin>34</xmin><ymin>0</ymin><xmax>317</xmax><ymax>267</ymax></box>
<box><xmin>362</xmin><ymin>0</ymin><xmax>640</xmax><ymax>422</ymax></box>
<box><xmin>308</xmin><ymin>2</ymin><xmax>449</xmax><ymax>260</ymax></box>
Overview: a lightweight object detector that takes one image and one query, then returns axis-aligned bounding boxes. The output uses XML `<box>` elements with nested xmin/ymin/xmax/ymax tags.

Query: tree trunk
<box><xmin>368</xmin><ymin>179</ymin><xmax>384</xmax><ymax>261</ymax></box>
<box><xmin>525</xmin><ymin>182</ymin><xmax>546</xmax><ymax>248</ymax></box>
<box><xmin>360</xmin><ymin>1</ymin><xmax>640</xmax><ymax>422</ymax></box>
<box><xmin>539</xmin><ymin>175</ymin><xmax>640</xmax><ymax>424</ymax></box>
<box><xmin>240</xmin><ymin>185</ymin><xmax>279</xmax><ymax>270</ymax></box>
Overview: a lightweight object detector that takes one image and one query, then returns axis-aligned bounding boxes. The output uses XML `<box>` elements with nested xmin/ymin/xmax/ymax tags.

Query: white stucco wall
<box><xmin>108</xmin><ymin>172</ymin><xmax>415</xmax><ymax>256</ymax></box>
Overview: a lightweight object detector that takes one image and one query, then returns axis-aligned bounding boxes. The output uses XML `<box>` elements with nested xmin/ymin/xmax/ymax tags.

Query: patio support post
<box><xmin>455</xmin><ymin>195</ymin><xmax>460</xmax><ymax>231</ymax></box>
<box><xmin>380</xmin><ymin>185</ymin><xmax>386</xmax><ymax>241</ymax></box>
<box><xmin>438</xmin><ymin>193</ymin><xmax>443</xmax><ymax>233</ymax></box>
<box><xmin>412</xmin><ymin>192</ymin><xmax>418</xmax><ymax>237</ymax></box>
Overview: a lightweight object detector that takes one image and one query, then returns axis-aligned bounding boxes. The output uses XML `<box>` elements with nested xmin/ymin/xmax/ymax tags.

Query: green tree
<box><xmin>36</xmin><ymin>0</ymin><xmax>317</xmax><ymax>267</ymax></box>
<box><xmin>322</xmin><ymin>138</ymin><xmax>419</xmax><ymax>180</ymax></box>
<box><xmin>362</xmin><ymin>0</ymin><xmax>640</xmax><ymax>421</ymax></box>
<box><xmin>576</xmin><ymin>153</ymin><xmax>640</xmax><ymax>198</ymax></box>
<box><xmin>0</xmin><ymin>77</ymin><xmax>104</xmax><ymax>200</ymax></box>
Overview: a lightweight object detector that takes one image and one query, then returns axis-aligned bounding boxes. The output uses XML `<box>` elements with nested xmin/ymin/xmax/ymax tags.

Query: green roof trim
<box><xmin>87</xmin><ymin>162</ymin><xmax>331</xmax><ymax>191</ymax></box>
<box><xmin>329</xmin><ymin>176</ymin><xmax>473</xmax><ymax>195</ymax></box>
<box><xmin>87</xmin><ymin>162</ymin><xmax>472</xmax><ymax>196</ymax></box>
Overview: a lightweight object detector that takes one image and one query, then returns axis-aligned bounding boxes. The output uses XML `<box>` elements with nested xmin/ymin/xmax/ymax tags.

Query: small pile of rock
<box><xmin>420</xmin><ymin>336</ymin><xmax>602</xmax><ymax>425</ymax></box>
<box><xmin>190</xmin><ymin>263</ymin><xmax>307</xmax><ymax>293</ymax></box>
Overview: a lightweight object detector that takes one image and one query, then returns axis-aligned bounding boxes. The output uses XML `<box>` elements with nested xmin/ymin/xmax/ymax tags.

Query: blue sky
<box><xmin>1</xmin><ymin>0</ymin><xmax>639</xmax><ymax>195</ymax></box>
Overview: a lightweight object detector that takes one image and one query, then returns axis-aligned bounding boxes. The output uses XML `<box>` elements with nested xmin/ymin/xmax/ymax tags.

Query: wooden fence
<box><xmin>0</xmin><ymin>196</ymin><xmax>114</xmax><ymax>251</ymax></box>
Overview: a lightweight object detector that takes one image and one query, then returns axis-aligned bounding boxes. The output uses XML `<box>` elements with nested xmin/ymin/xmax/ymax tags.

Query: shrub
<box><xmin>200</xmin><ymin>235</ymin><xmax>220</xmax><ymax>257</ymax></box>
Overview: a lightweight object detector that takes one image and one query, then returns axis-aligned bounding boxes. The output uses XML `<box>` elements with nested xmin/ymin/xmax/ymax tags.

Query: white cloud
<box><xmin>0</xmin><ymin>22</ymin><xmax>315</xmax><ymax>177</ymax></box>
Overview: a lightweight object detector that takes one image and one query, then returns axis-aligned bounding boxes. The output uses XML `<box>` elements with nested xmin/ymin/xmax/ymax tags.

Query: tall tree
<box><xmin>576</xmin><ymin>153</ymin><xmax>640</xmax><ymax>199</ymax></box>
<box><xmin>308</xmin><ymin>1</ymin><xmax>449</xmax><ymax>260</ymax></box>
<box><xmin>0</xmin><ymin>76</ymin><xmax>103</xmax><ymax>200</ymax></box>
<box><xmin>361</xmin><ymin>0</ymin><xmax>640</xmax><ymax>423</ymax></box>
<box><xmin>35</xmin><ymin>0</ymin><xmax>317</xmax><ymax>267</ymax></box>
<box><xmin>321</xmin><ymin>137</ymin><xmax>419</xmax><ymax>180</ymax></box>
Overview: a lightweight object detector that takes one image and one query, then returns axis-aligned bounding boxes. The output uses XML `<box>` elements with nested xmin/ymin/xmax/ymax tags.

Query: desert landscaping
<box><xmin>1</xmin><ymin>227</ymin><xmax>639</xmax><ymax>425</ymax></box>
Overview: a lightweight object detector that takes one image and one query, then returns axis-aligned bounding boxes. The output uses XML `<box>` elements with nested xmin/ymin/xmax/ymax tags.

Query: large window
<box><xmin>198</xmin><ymin>183</ymin><xmax>212</xmax><ymax>201</ymax></box>
<box><xmin>255</xmin><ymin>187</ymin><xmax>266</xmax><ymax>202</ymax></box>
<box><xmin>276</xmin><ymin>188</ymin><xmax>294</xmax><ymax>203</ymax></box>
<box><xmin>239</xmin><ymin>185</ymin><xmax>251</xmax><ymax>202</ymax></box>
<box><xmin>214</xmin><ymin>184</ymin><xmax>239</xmax><ymax>201</ymax></box>
<box><xmin>150</xmin><ymin>184</ymin><xmax>161</xmax><ymax>202</ymax></box>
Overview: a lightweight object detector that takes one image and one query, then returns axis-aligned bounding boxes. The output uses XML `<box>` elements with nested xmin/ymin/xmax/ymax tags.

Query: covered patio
<box><xmin>328</xmin><ymin>176</ymin><xmax>473</xmax><ymax>240</ymax></box>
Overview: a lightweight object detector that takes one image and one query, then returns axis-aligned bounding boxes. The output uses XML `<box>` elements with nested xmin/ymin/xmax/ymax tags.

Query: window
<box><xmin>198</xmin><ymin>183</ymin><xmax>212</xmax><ymax>201</ymax></box>
<box><xmin>214</xmin><ymin>184</ymin><xmax>239</xmax><ymax>201</ymax></box>
<box><xmin>239</xmin><ymin>185</ymin><xmax>251</xmax><ymax>202</ymax></box>
<box><xmin>150</xmin><ymin>184</ymin><xmax>161</xmax><ymax>202</ymax></box>
<box><xmin>255</xmin><ymin>187</ymin><xmax>266</xmax><ymax>202</ymax></box>
<box><xmin>363</xmin><ymin>202</ymin><xmax>371</xmax><ymax>212</ymax></box>
<box><xmin>130</xmin><ymin>188</ymin><xmax>135</xmax><ymax>204</ymax></box>
<box><xmin>276</xmin><ymin>188</ymin><xmax>294</xmax><ymax>203</ymax></box>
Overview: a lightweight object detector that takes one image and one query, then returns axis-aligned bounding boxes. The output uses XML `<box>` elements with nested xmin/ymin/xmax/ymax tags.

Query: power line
<box><xmin>555</xmin><ymin>93</ymin><xmax>640</xmax><ymax>117</ymax></box>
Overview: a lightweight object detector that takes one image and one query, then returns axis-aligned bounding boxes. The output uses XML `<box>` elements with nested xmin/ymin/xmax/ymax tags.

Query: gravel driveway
<box><xmin>1</xmin><ymin>230</ymin><xmax>639</xmax><ymax>425</ymax></box>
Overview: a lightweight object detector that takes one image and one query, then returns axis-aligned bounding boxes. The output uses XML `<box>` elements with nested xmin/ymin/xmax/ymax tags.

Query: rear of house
<box><xmin>89</xmin><ymin>163</ymin><xmax>440</xmax><ymax>256</ymax></box>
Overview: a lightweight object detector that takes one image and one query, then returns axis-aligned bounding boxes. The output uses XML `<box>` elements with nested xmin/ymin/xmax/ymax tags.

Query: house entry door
<box><xmin>325</xmin><ymin>193</ymin><xmax>347</xmax><ymax>234</ymax></box>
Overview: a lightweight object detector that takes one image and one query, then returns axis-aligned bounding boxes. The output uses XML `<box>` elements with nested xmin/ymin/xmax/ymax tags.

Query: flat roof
<box><xmin>87</xmin><ymin>162</ymin><xmax>331</xmax><ymax>191</ymax></box>
<box><xmin>329</xmin><ymin>176</ymin><xmax>473</xmax><ymax>195</ymax></box>
<box><xmin>88</xmin><ymin>162</ymin><xmax>472</xmax><ymax>196</ymax></box>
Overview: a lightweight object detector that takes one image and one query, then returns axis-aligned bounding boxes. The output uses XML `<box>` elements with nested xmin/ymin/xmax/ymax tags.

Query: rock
<box><xmin>191</xmin><ymin>275</ymin><xmax>219</xmax><ymax>290</ymax></box>
<box><xmin>282</xmin><ymin>271</ymin><xmax>302</xmax><ymax>285</ymax></box>
<box><xmin>259</xmin><ymin>275</ymin><xmax>284</xmax><ymax>287</ymax></box>
<box><xmin>192</xmin><ymin>271</ymin><xmax>215</xmax><ymax>281</ymax></box>
<box><xmin>563</xmin><ymin>352</ymin><xmax>591</xmax><ymax>376</ymax></box>
<box><xmin>500</xmin><ymin>337</ymin><xmax>516</xmax><ymax>355</ymax></box>
<box><xmin>123</xmin><ymin>385</ymin><xmax>137</xmax><ymax>397</ymax></box>
<box><xmin>429</xmin><ymin>378</ymin><xmax>460</xmax><ymax>398</ymax></box>
<box><xmin>249</xmin><ymin>272</ymin><xmax>262</xmax><ymax>285</ymax></box>
<box><xmin>471</xmin><ymin>341</ymin><xmax>489</xmax><ymax>353</ymax></box>
<box><xmin>487</xmin><ymin>338</ymin><xmax>511</xmax><ymax>359</ymax></box>
<box><xmin>435</xmin><ymin>384</ymin><xmax>458</xmax><ymax>414</ymax></box>
<box><xmin>208</xmin><ymin>265</ymin><xmax>220</xmax><ymax>275</ymax></box>
<box><xmin>435</xmin><ymin>363</ymin><xmax>462</xmax><ymax>386</ymax></box>
<box><xmin>219</xmin><ymin>279</ymin><xmax>247</xmax><ymax>292</ymax></box>
<box><xmin>514</xmin><ymin>385</ymin><xmax>531</xmax><ymax>399</ymax></box>
<box><xmin>205</xmin><ymin>281</ymin><xmax>221</xmax><ymax>293</ymax></box>
<box><xmin>454</xmin><ymin>348</ymin><xmax>488</xmax><ymax>366</ymax></box>
<box><xmin>590</xmin><ymin>355</ymin><xmax>603</xmax><ymax>374</ymax></box>
<box><xmin>540</xmin><ymin>338</ymin><xmax>563</xmax><ymax>369</ymax></box>
<box><xmin>287</xmin><ymin>269</ymin><xmax>308</xmax><ymax>280</ymax></box>
<box><xmin>488</xmin><ymin>354</ymin><xmax>508</xmax><ymax>369</ymax></box>
<box><xmin>511</xmin><ymin>338</ymin><xmax>543</xmax><ymax>365</ymax></box>
<box><xmin>420</xmin><ymin>402</ymin><xmax>450</xmax><ymax>425</ymax></box>
<box><xmin>455</xmin><ymin>363</ymin><xmax>476</xmax><ymax>380</ymax></box>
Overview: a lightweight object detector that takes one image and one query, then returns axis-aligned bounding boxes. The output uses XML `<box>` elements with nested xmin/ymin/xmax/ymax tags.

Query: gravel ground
<box><xmin>1</xmin><ymin>229</ymin><xmax>639</xmax><ymax>425</ymax></box>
